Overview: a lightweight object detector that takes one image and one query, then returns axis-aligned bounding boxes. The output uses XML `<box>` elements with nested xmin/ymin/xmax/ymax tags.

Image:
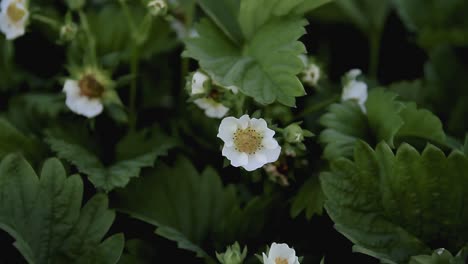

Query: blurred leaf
<box><xmin>335</xmin><ymin>0</ymin><xmax>390</xmax><ymax>34</ymax></box>
<box><xmin>409</xmin><ymin>247</ymin><xmax>468</xmax><ymax>264</ymax></box>
<box><xmin>115</xmin><ymin>157</ymin><xmax>237</xmax><ymax>259</ymax></box>
<box><xmin>321</xmin><ymin>141</ymin><xmax>468</xmax><ymax>263</ymax></box>
<box><xmin>118</xmin><ymin>239</ymin><xmax>157</xmax><ymax>264</ymax></box>
<box><xmin>46</xmin><ymin>127</ymin><xmax>176</xmax><ymax>192</ymax></box>
<box><xmin>0</xmin><ymin>118</ymin><xmax>44</xmax><ymax>162</ymax></box>
<box><xmin>393</xmin><ymin>0</ymin><xmax>468</xmax><ymax>47</ymax></box>
<box><xmin>0</xmin><ymin>154</ymin><xmax>124</xmax><ymax>263</ymax></box>
<box><xmin>290</xmin><ymin>176</ymin><xmax>325</xmax><ymax>219</ymax></box>
<box><xmin>184</xmin><ymin>18</ymin><xmax>307</xmax><ymax>106</ymax></box>
<box><xmin>319</xmin><ymin>100</ymin><xmax>371</xmax><ymax>160</ymax></box>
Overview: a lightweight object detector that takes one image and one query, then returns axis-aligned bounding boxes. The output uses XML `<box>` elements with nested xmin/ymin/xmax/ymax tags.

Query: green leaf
<box><xmin>321</xmin><ymin>141</ymin><xmax>468</xmax><ymax>263</ymax></box>
<box><xmin>395</xmin><ymin>102</ymin><xmax>446</xmax><ymax>146</ymax></box>
<box><xmin>0</xmin><ymin>154</ymin><xmax>124</xmax><ymax>264</ymax></box>
<box><xmin>366</xmin><ymin>89</ymin><xmax>405</xmax><ymax>147</ymax></box>
<box><xmin>0</xmin><ymin>118</ymin><xmax>44</xmax><ymax>162</ymax></box>
<box><xmin>197</xmin><ymin>0</ymin><xmax>243</xmax><ymax>43</ymax></box>
<box><xmin>290</xmin><ymin>176</ymin><xmax>325</xmax><ymax>219</ymax></box>
<box><xmin>114</xmin><ymin>157</ymin><xmax>238</xmax><ymax>259</ymax></box>
<box><xmin>184</xmin><ymin>17</ymin><xmax>307</xmax><ymax>106</ymax></box>
<box><xmin>45</xmin><ymin>127</ymin><xmax>176</xmax><ymax>192</ymax></box>
<box><xmin>393</xmin><ymin>0</ymin><xmax>468</xmax><ymax>47</ymax></box>
<box><xmin>319</xmin><ymin>100</ymin><xmax>371</xmax><ymax>160</ymax></box>
<box><xmin>334</xmin><ymin>0</ymin><xmax>390</xmax><ymax>34</ymax></box>
<box><xmin>409</xmin><ymin>247</ymin><xmax>468</xmax><ymax>264</ymax></box>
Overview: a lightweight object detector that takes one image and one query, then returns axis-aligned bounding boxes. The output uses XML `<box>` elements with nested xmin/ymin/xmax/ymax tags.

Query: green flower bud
<box><xmin>284</xmin><ymin>124</ymin><xmax>313</xmax><ymax>144</ymax></box>
<box><xmin>59</xmin><ymin>22</ymin><xmax>78</xmax><ymax>42</ymax></box>
<box><xmin>147</xmin><ymin>0</ymin><xmax>168</xmax><ymax>17</ymax></box>
<box><xmin>216</xmin><ymin>242</ymin><xmax>247</xmax><ymax>264</ymax></box>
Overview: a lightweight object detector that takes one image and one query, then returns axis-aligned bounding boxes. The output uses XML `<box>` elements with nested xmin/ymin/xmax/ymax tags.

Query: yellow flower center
<box><xmin>79</xmin><ymin>74</ymin><xmax>104</xmax><ymax>98</ymax></box>
<box><xmin>233</xmin><ymin>127</ymin><xmax>263</xmax><ymax>154</ymax></box>
<box><xmin>7</xmin><ymin>2</ymin><xmax>26</xmax><ymax>23</ymax></box>
<box><xmin>275</xmin><ymin>257</ymin><xmax>288</xmax><ymax>264</ymax></box>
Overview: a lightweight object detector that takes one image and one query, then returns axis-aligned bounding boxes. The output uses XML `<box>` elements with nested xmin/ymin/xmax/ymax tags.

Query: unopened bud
<box><xmin>147</xmin><ymin>0</ymin><xmax>168</xmax><ymax>17</ymax></box>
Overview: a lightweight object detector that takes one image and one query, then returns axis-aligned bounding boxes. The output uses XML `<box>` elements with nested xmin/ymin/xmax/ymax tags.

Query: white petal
<box><xmin>63</xmin><ymin>79</ymin><xmax>80</xmax><ymax>96</ymax></box>
<box><xmin>238</xmin><ymin>115</ymin><xmax>250</xmax><ymax>129</ymax></box>
<box><xmin>290</xmin><ymin>256</ymin><xmax>300</xmax><ymax>264</ymax></box>
<box><xmin>262</xmin><ymin>137</ymin><xmax>279</xmax><ymax>149</ymax></box>
<box><xmin>191</xmin><ymin>71</ymin><xmax>209</xmax><ymax>95</ymax></box>
<box><xmin>205</xmin><ymin>103</ymin><xmax>229</xmax><ymax>119</ymax></box>
<box><xmin>253</xmin><ymin>153</ymin><xmax>267</xmax><ymax>164</ymax></box>
<box><xmin>249</xmin><ymin>118</ymin><xmax>268</xmax><ymax>131</ymax></box>
<box><xmin>268</xmin><ymin>243</ymin><xmax>297</xmax><ymax>261</ymax></box>
<box><xmin>217</xmin><ymin>116</ymin><xmax>239</xmax><ymax>145</ymax></box>
<box><xmin>0</xmin><ymin>1</ymin><xmax>28</xmax><ymax>40</ymax></box>
<box><xmin>346</xmin><ymin>68</ymin><xmax>362</xmax><ymax>80</ymax></box>
<box><xmin>342</xmin><ymin>81</ymin><xmax>367</xmax><ymax>102</ymax></box>
<box><xmin>242</xmin><ymin>157</ymin><xmax>264</xmax><ymax>171</ymax></box>
<box><xmin>222</xmin><ymin>146</ymin><xmax>248</xmax><ymax>167</ymax></box>
<box><xmin>261</xmin><ymin>146</ymin><xmax>281</xmax><ymax>163</ymax></box>
<box><xmin>65</xmin><ymin>94</ymin><xmax>103</xmax><ymax>118</ymax></box>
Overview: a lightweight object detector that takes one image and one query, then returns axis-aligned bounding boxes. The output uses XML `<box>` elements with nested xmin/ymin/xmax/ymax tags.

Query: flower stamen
<box><xmin>275</xmin><ymin>257</ymin><xmax>288</xmax><ymax>264</ymax></box>
<box><xmin>7</xmin><ymin>2</ymin><xmax>26</xmax><ymax>23</ymax></box>
<box><xmin>79</xmin><ymin>75</ymin><xmax>104</xmax><ymax>98</ymax></box>
<box><xmin>233</xmin><ymin>127</ymin><xmax>263</xmax><ymax>154</ymax></box>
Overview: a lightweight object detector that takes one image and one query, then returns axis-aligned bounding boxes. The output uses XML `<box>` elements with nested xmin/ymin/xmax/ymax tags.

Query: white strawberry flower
<box><xmin>191</xmin><ymin>71</ymin><xmax>210</xmax><ymax>95</ymax></box>
<box><xmin>0</xmin><ymin>0</ymin><xmax>29</xmax><ymax>40</ymax></box>
<box><xmin>341</xmin><ymin>68</ymin><xmax>368</xmax><ymax>113</ymax></box>
<box><xmin>194</xmin><ymin>98</ymin><xmax>229</xmax><ymax>119</ymax></box>
<box><xmin>262</xmin><ymin>243</ymin><xmax>300</xmax><ymax>264</ymax></box>
<box><xmin>217</xmin><ymin>115</ymin><xmax>281</xmax><ymax>171</ymax></box>
<box><xmin>63</xmin><ymin>68</ymin><xmax>114</xmax><ymax>118</ymax></box>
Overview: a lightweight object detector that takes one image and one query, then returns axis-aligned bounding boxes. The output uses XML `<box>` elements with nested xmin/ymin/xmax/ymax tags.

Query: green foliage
<box><xmin>290</xmin><ymin>176</ymin><xmax>325</xmax><ymax>219</ymax></box>
<box><xmin>319</xmin><ymin>89</ymin><xmax>447</xmax><ymax>160</ymax></box>
<box><xmin>184</xmin><ymin>18</ymin><xmax>307</xmax><ymax>106</ymax></box>
<box><xmin>115</xmin><ymin>156</ymin><xmax>273</xmax><ymax>259</ymax></box>
<box><xmin>409</xmin><ymin>247</ymin><xmax>468</xmax><ymax>264</ymax></box>
<box><xmin>0</xmin><ymin>154</ymin><xmax>124</xmax><ymax>264</ymax></box>
<box><xmin>393</xmin><ymin>0</ymin><xmax>468</xmax><ymax>48</ymax></box>
<box><xmin>335</xmin><ymin>0</ymin><xmax>390</xmax><ymax>34</ymax></box>
<box><xmin>321</xmin><ymin>141</ymin><xmax>468</xmax><ymax>263</ymax></box>
<box><xmin>0</xmin><ymin>118</ymin><xmax>44</xmax><ymax>162</ymax></box>
<box><xmin>46</xmin><ymin>127</ymin><xmax>176</xmax><ymax>192</ymax></box>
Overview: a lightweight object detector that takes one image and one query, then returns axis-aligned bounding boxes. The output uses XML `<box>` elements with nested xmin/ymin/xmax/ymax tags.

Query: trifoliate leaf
<box><xmin>0</xmin><ymin>154</ymin><xmax>124</xmax><ymax>264</ymax></box>
<box><xmin>184</xmin><ymin>17</ymin><xmax>307</xmax><ymax>106</ymax></box>
<box><xmin>321</xmin><ymin>141</ymin><xmax>468</xmax><ymax>263</ymax></box>
<box><xmin>114</xmin><ymin>157</ymin><xmax>238</xmax><ymax>259</ymax></box>
<box><xmin>45</xmin><ymin>127</ymin><xmax>176</xmax><ymax>192</ymax></box>
<box><xmin>319</xmin><ymin>100</ymin><xmax>371</xmax><ymax>160</ymax></box>
<box><xmin>290</xmin><ymin>176</ymin><xmax>325</xmax><ymax>219</ymax></box>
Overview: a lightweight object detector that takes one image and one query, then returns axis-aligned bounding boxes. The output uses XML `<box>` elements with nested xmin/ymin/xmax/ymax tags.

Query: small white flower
<box><xmin>63</xmin><ymin>76</ymin><xmax>104</xmax><ymax>118</ymax></box>
<box><xmin>0</xmin><ymin>0</ymin><xmax>29</xmax><ymax>40</ymax></box>
<box><xmin>191</xmin><ymin>71</ymin><xmax>210</xmax><ymax>95</ymax></box>
<box><xmin>147</xmin><ymin>0</ymin><xmax>167</xmax><ymax>17</ymax></box>
<box><xmin>341</xmin><ymin>69</ymin><xmax>368</xmax><ymax>113</ymax></box>
<box><xmin>194</xmin><ymin>98</ymin><xmax>229</xmax><ymax>119</ymax></box>
<box><xmin>262</xmin><ymin>243</ymin><xmax>299</xmax><ymax>264</ymax></box>
<box><xmin>217</xmin><ymin>115</ymin><xmax>281</xmax><ymax>171</ymax></box>
<box><xmin>301</xmin><ymin>63</ymin><xmax>321</xmax><ymax>87</ymax></box>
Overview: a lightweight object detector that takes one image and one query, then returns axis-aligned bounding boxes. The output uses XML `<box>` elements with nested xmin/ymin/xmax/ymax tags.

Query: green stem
<box><xmin>129</xmin><ymin>47</ymin><xmax>139</xmax><ymax>131</ymax></box>
<box><xmin>32</xmin><ymin>14</ymin><xmax>60</xmax><ymax>29</ymax></box>
<box><xmin>369</xmin><ymin>31</ymin><xmax>382</xmax><ymax>80</ymax></box>
<box><xmin>118</xmin><ymin>0</ymin><xmax>136</xmax><ymax>33</ymax></box>
<box><xmin>180</xmin><ymin>4</ymin><xmax>195</xmax><ymax>90</ymax></box>
<box><xmin>295</xmin><ymin>94</ymin><xmax>340</xmax><ymax>119</ymax></box>
<box><xmin>78</xmin><ymin>10</ymin><xmax>97</xmax><ymax>66</ymax></box>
